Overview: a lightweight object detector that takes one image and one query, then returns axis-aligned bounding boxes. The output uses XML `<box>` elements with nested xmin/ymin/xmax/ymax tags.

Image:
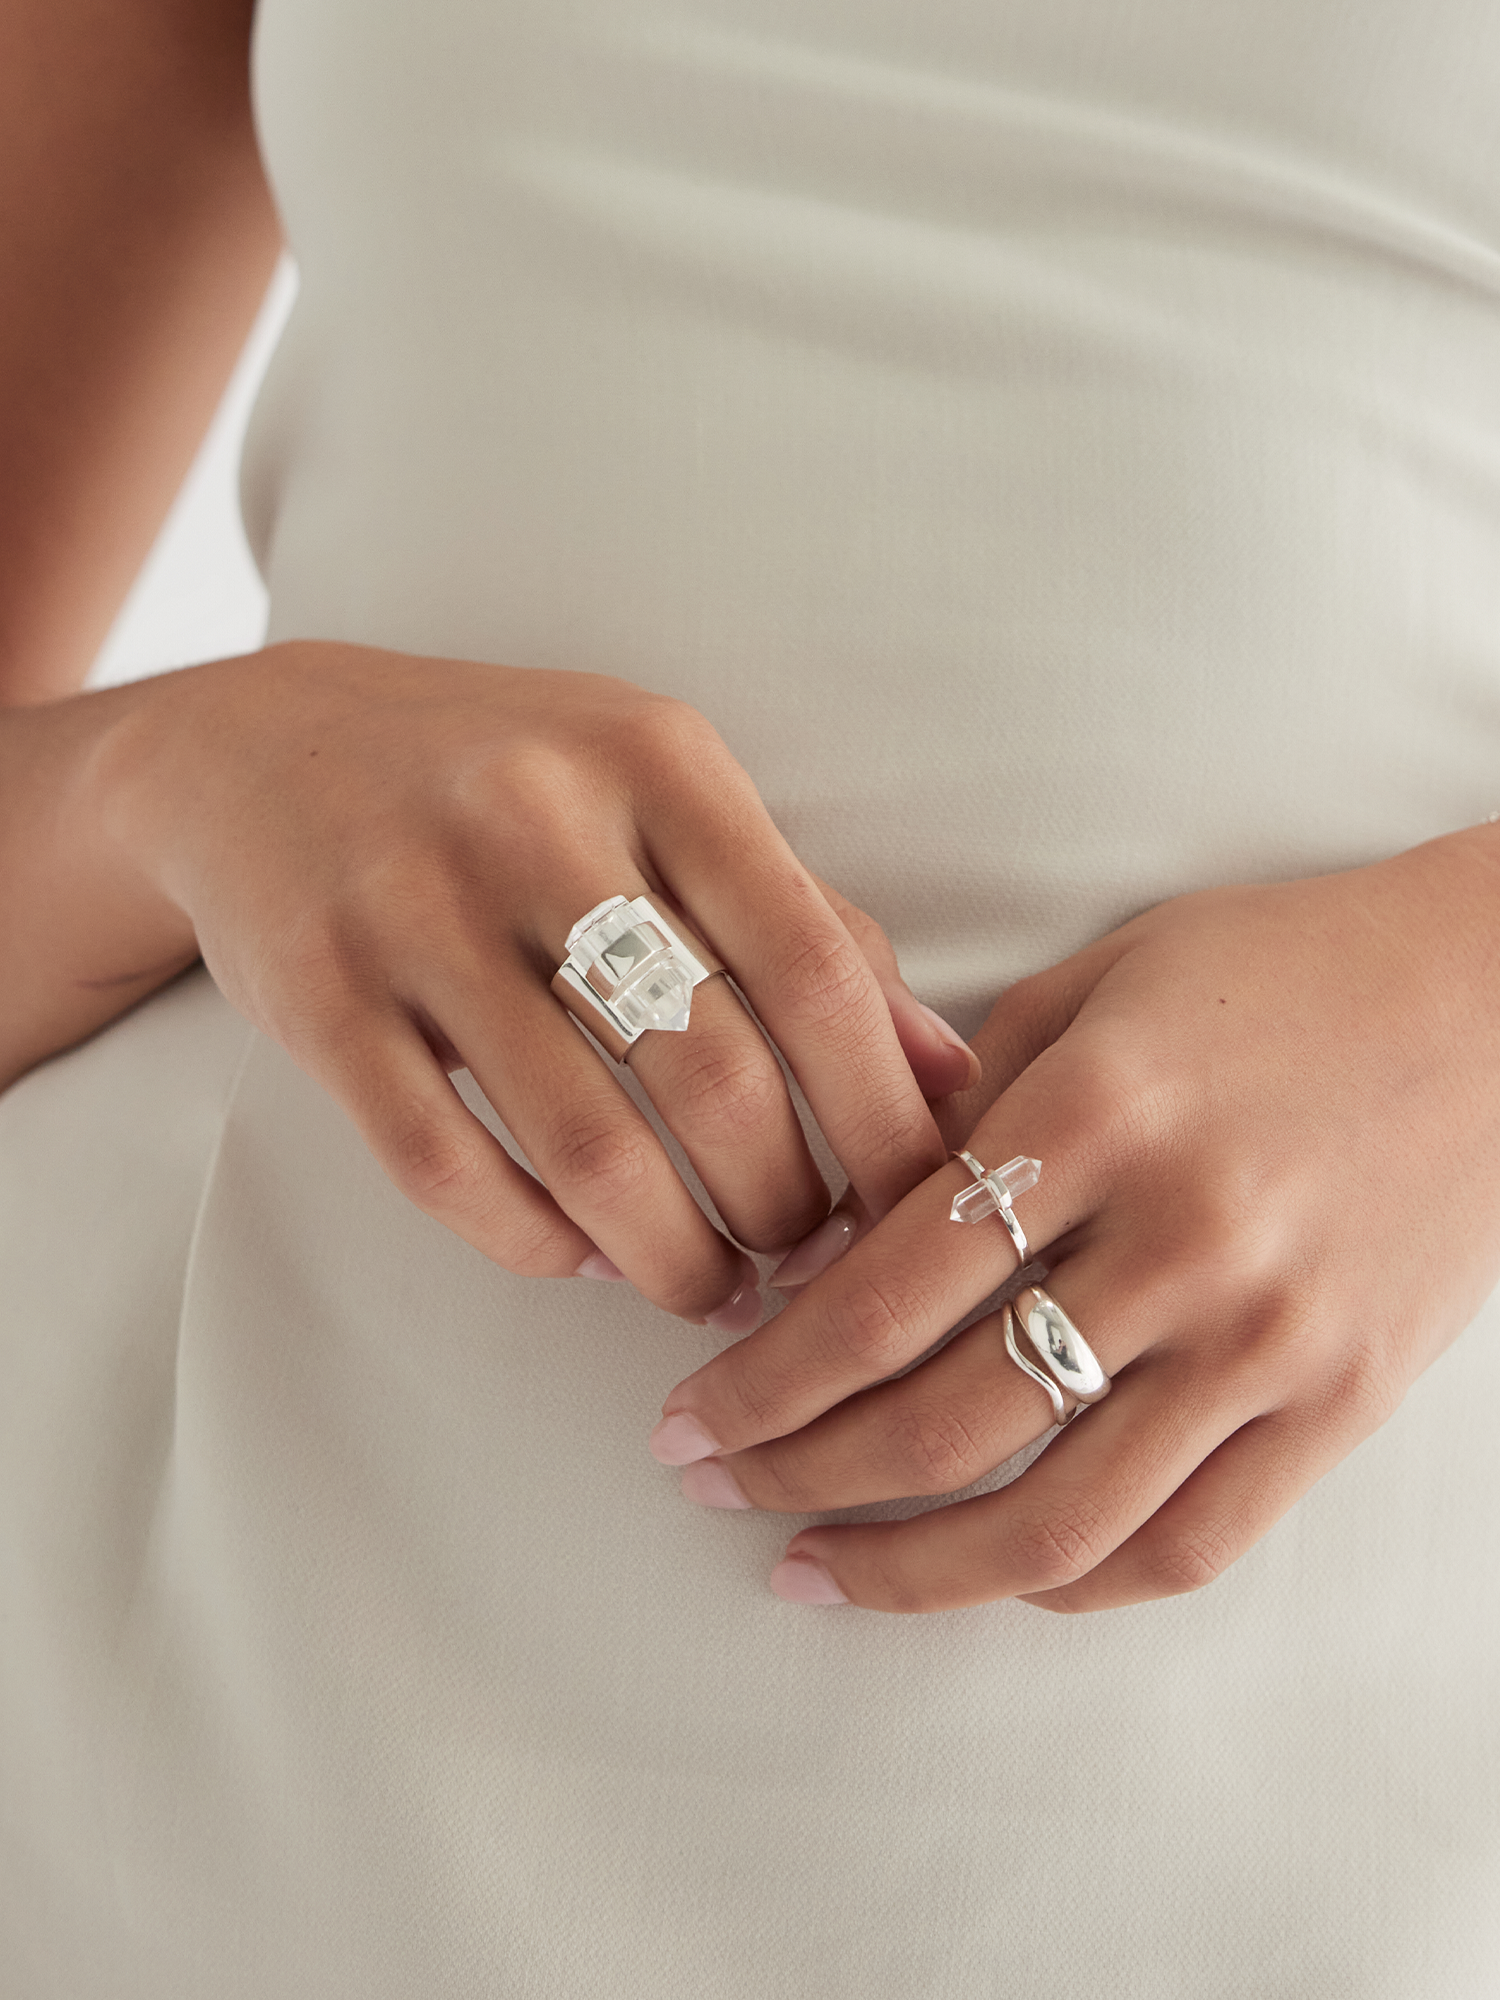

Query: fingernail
<box><xmin>916</xmin><ymin>1004</ymin><xmax>981</xmax><ymax>1086</ymax></box>
<box><xmin>769</xmin><ymin>1556</ymin><xmax>848</xmax><ymax>1605</ymax></box>
<box><xmin>576</xmin><ymin>1250</ymin><xmax>627</xmax><ymax>1281</ymax></box>
<box><xmin>770</xmin><ymin>1212</ymin><xmax>856</xmax><ymax>1291</ymax></box>
<box><xmin>681</xmin><ymin>1458</ymin><xmax>751</xmax><ymax>1509</ymax></box>
<box><xmin>648</xmin><ymin>1411</ymin><xmax>722</xmax><ymax>1465</ymax></box>
<box><xmin>706</xmin><ymin>1277</ymin><xmax>762</xmax><ymax>1335</ymax></box>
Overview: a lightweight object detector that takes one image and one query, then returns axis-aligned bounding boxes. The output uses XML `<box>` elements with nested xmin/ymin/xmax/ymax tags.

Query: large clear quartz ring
<box><xmin>949</xmin><ymin>1150</ymin><xmax>1041</xmax><ymax>1266</ymax></box>
<box><xmin>551</xmin><ymin>894</ymin><xmax>723</xmax><ymax>1063</ymax></box>
<box><xmin>1004</xmin><ymin>1284</ymin><xmax>1112</xmax><ymax>1427</ymax></box>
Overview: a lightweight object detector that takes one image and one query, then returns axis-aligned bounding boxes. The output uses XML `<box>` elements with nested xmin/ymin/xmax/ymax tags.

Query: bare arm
<box><xmin>0</xmin><ymin>0</ymin><xmax>279</xmax><ymax>1081</ymax></box>
<box><xmin>0</xmin><ymin>0</ymin><xmax>279</xmax><ymax>703</ymax></box>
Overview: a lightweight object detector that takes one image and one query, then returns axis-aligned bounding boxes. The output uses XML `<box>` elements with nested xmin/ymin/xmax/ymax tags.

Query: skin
<box><xmin>655</xmin><ymin>836</ymin><xmax>1500</xmax><ymax>1611</ymax></box>
<box><xmin>0</xmin><ymin>0</ymin><xmax>968</xmax><ymax>1332</ymax></box>
<box><xmin>0</xmin><ymin>0</ymin><xmax>282</xmax><ymax>703</ymax></box>
<box><xmin>9</xmin><ymin>1</ymin><xmax>1496</xmax><ymax>1614</ymax></box>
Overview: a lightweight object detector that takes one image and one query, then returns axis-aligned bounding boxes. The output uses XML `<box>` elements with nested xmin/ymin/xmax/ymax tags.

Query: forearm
<box><xmin>0</xmin><ymin>674</ymin><xmax>197</xmax><ymax>1090</ymax></box>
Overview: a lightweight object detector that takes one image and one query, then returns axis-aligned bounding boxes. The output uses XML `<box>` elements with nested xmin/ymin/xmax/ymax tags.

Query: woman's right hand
<box><xmin>100</xmin><ymin>640</ymin><xmax>968</xmax><ymax>1324</ymax></box>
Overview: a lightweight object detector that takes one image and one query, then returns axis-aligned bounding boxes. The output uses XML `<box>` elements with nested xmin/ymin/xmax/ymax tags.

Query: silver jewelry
<box><xmin>551</xmin><ymin>894</ymin><xmax>723</xmax><ymax>1063</ymax></box>
<box><xmin>1002</xmin><ymin>1305</ymin><xmax>1072</xmax><ymax>1428</ymax></box>
<box><xmin>1005</xmin><ymin>1284</ymin><xmax>1112</xmax><ymax>1426</ymax></box>
<box><xmin>949</xmin><ymin>1150</ymin><xmax>1041</xmax><ymax>1266</ymax></box>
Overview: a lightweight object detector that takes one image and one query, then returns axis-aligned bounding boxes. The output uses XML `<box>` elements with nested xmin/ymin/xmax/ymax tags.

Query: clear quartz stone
<box><xmin>950</xmin><ymin>1179</ymin><xmax>1001</xmax><ymax>1225</ymax></box>
<box><xmin>949</xmin><ymin>1154</ymin><xmax>1042</xmax><ymax>1224</ymax></box>
<box><xmin>994</xmin><ymin>1155</ymin><xmax>1042</xmax><ymax>1200</ymax></box>
<box><xmin>568</xmin><ymin>896</ymin><xmax>699</xmax><ymax>1038</ymax></box>
<box><xmin>613</xmin><ymin>957</ymin><xmax>694</xmax><ymax>1034</ymax></box>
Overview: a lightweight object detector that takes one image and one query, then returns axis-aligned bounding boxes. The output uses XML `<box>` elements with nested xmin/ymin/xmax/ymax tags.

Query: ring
<box><xmin>1003</xmin><ymin>1285</ymin><xmax>1112</xmax><ymax>1427</ymax></box>
<box><xmin>551</xmin><ymin>894</ymin><xmax>724</xmax><ymax>1063</ymax></box>
<box><xmin>949</xmin><ymin>1151</ymin><xmax>1041</xmax><ymax>1266</ymax></box>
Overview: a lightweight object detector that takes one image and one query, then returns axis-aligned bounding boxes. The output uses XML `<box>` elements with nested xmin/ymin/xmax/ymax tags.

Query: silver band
<box><xmin>949</xmin><ymin>1150</ymin><xmax>1040</xmax><ymax>1267</ymax></box>
<box><xmin>1002</xmin><ymin>1305</ymin><xmax>1071</xmax><ymax>1428</ymax></box>
<box><xmin>1004</xmin><ymin>1284</ymin><xmax>1112</xmax><ymax>1426</ymax></box>
<box><xmin>551</xmin><ymin>894</ymin><xmax>723</xmax><ymax>1063</ymax></box>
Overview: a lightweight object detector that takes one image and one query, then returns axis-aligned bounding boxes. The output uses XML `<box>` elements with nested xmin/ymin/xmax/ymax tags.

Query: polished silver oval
<box><xmin>1016</xmin><ymin>1287</ymin><xmax>1111</xmax><ymax>1405</ymax></box>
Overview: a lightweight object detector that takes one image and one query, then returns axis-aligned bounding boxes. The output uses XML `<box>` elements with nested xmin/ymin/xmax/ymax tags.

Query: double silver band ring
<box><xmin>552</xmin><ymin>893</ymin><xmax>724</xmax><ymax>1063</ymax></box>
<box><xmin>1003</xmin><ymin>1285</ymin><xmax>1112</xmax><ymax>1428</ymax></box>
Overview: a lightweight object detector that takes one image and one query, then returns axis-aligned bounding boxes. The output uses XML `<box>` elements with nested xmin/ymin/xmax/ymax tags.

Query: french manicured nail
<box><xmin>576</xmin><ymin>1250</ymin><xmax>627</xmax><ymax>1281</ymax></box>
<box><xmin>648</xmin><ymin>1412</ymin><xmax>722</xmax><ymax>1465</ymax></box>
<box><xmin>770</xmin><ymin>1213</ymin><xmax>856</xmax><ymax>1291</ymax></box>
<box><xmin>769</xmin><ymin>1556</ymin><xmax>848</xmax><ymax>1605</ymax></box>
<box><xmin>680</xmin><ymin>1458</ymin><xmax>751</xmax><ymax>1509</ymax></box>
<box><xmin>706</xmin><ymin>1277</ymin><xmax>762</xmax><ymax>1335</ymax></box>
<box><xmin>916</xmin><ymin>1003</ymin><xmax>981</xmax><ymax>1085</ymax></box>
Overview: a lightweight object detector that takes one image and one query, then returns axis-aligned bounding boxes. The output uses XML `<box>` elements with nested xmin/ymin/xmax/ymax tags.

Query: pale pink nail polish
<box><xmin>648</xmin><ymin>1411</ymin><xmax>722</xmax><ymax>1465</ymax></box>
<box><xmin>769</xmin><ymin>1557</ymin><xmax>848</xmax><ymax>1605</ymax></box>
<box><xmin>770</xmin><ymin>1213</ymin><xmax>856</xmax><ymax>1291</ymax></box>
<box><xmin>576</xmin><ymin>1250</ymin><xmax>627</xmax><ymax>1281</ymax></box>
<box><xmin>916</xmin><ymin>1004</ymin><xmax>981</xmax><ymax>1083</ymax></box>
<box><xmin>706</xmin><ymin>1278</ymin><xmax>762</xmax><ymax>1335</ymax></box>
<box><xmin>681</xmin><ymin>1458</ymin><xmax>751</xmax><ymax>1509</ymax></box>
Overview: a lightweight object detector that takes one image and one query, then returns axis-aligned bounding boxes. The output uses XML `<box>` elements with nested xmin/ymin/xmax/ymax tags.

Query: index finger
<box><xmin>647</xmin><ymin>1101</ymin><xmax>1104</xmax><ymax>1463</ymax></box>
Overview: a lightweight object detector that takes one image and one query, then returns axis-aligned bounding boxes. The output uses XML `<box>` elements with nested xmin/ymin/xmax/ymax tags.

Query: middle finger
<box><xmin>648</xmin><ymin>1107</ymin><xmax>1107</xmax><ymax>1463</ymax></box>
<box><xmin>622</xmin><ymin>969</ymin><xmax>830</xmax><ymax>1254</ymax></box>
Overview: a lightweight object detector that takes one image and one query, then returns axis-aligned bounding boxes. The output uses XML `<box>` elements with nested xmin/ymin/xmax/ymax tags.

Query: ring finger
<box><xmin>685</xmin><ymin>1248</ymin><xmax>1173</xmax><ymax>1512</ymax></box>
<box><xmin>542</xmin><ymin>876</ymin><xmax>831</xmax><ymax>1251</ymax></box>
<box><xmin>769</xmin><ymin>1359</ymin><xmax>1263</xmax><ymax>1614</ymax></box>
<box><xmin>424</xmin><ymin>953</ymin><xmax>759</xmax><ymax>1321</ymax></box>
<box><xmin>621</xmin><ymin>968</ymin><xmax>830</xmax><ymax>1255</ymax></box>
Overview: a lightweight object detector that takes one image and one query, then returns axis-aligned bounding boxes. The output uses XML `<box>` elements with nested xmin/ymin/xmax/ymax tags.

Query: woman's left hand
<box><xmin>647</xmin><ymin>825</ymin><xmax>1500</xmax><ymax>1613</ymax></box>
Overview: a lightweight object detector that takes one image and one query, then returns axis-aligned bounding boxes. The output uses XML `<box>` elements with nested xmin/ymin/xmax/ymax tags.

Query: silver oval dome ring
<box><xmin>1003</xmin><ymin>1284</ymin><xmax>1113</xmax><ymax>1429</ymax></box>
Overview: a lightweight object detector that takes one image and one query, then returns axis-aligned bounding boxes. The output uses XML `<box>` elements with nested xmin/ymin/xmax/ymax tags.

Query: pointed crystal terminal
<box><xmin>948</xmin><ymin>1154</ymin><xmax>1042</xmax><ymax>1225</ymax></box>
<box><xmin>612</xmin><ymin>956</ymin><xmax>694</xmax><ymax>1034</ymax></box>
<box><xmin>992</xmin><ymin>1156</ymin><xmax>1041</xmax><ymax>1201</ymax></box>
<box><xmin>555</xmin><ymin>892</ymin><xmax>720</xmax><ymax>1052</ymax></box>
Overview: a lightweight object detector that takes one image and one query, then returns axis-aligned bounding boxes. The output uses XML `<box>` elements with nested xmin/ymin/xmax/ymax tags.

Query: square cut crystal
<box><xmin>586</xmin><ymin>922</ymin><xmax>666</xmax><ymax>998</ymax></box>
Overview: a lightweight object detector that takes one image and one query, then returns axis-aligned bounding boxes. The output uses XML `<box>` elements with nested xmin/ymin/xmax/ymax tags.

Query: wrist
<box><xmin>0</xmin><ymin>676</ymin><xmax>201</xmax><ymax>1088</ymax></box>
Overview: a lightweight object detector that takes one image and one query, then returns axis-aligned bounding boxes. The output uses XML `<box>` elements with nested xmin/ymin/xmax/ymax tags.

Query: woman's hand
<box><xmin>99</xmin><ymin>640</ymin><xmax>968</xmax><ymax>1325</ymax></box>
<box><xmin>651</xmin><ymin>828</ymin><xmax>1500</xmax><ymax>1609</ymax></box>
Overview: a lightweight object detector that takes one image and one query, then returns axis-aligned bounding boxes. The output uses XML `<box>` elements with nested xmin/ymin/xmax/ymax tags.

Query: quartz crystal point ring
<box><xmin>1003</xmin><ymin>1285</ymin><xmax>1112</xmax><ymax>1428</ymax></box>
<box><xmin>949</xmin><ymin>1150</ymin><xmax>1041</xmax><ymax>1266</ymax></box>
<box><xmin>551</xmin><ymin>894</ymin><xmax>724</xmax><ymax>1063</ymax></box>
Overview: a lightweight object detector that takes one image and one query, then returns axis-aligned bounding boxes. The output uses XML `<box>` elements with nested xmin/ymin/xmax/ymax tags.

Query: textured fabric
<box><xmin>5</xmin><ymin>3</ymin><xmax>1500</xmax><ymax>1991</ymax></box>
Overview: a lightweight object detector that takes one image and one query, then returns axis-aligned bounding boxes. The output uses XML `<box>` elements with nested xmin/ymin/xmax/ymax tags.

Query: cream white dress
<box><xmin>4</xmin><ymin>3</ymin><xmax>1500</xmax><ymax>1992</ymax></box>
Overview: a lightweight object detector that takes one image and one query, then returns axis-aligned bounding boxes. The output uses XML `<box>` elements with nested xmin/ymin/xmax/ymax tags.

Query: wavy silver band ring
<box><xmin>1004</xmin><ymin>1284</ymin><xmax>1113</xmax><ymax>1428</ymax></box>
<box><xmin>949</xmin><ymin>1150</ymin><xmax>1041</xmax><ymax>1267</ymax></box>
<box><xmin>551</xmin><ymin>893</ymin><xmax>724</xmax><ymax>1063</ymax></box>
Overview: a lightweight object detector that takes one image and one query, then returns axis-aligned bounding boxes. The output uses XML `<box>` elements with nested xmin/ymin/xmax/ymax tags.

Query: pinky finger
<box><xmin>1016</xmin><ymin>1406</ymin><xmax>1352</xmax><ymax>1614</ymax></box>
<box><xmin>320</xmin><ymin>1021</ymin><xmax>604</xmax><ymax>1280</ymax></box>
